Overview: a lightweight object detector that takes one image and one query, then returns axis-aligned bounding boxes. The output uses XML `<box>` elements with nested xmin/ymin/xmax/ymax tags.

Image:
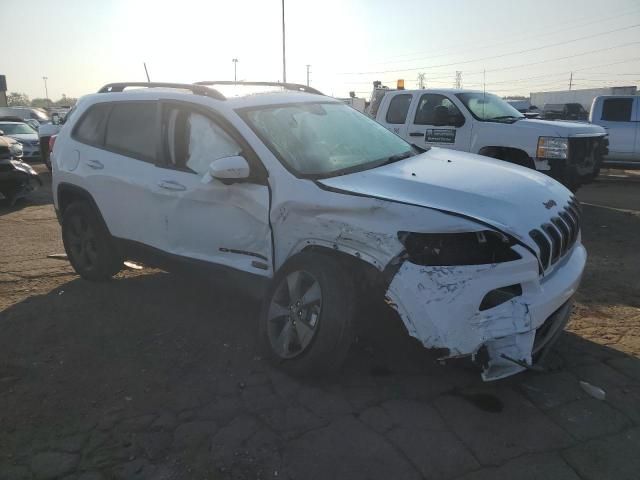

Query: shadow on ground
<box><xmin>1</xmin><ymin>270</ymin><xmax>639</xmax><ymax>479</ymax></box>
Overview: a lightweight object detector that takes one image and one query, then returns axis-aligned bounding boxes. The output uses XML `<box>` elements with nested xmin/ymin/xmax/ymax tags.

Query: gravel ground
<box><xmin>0</xmin><ymin>165</ymin><xmax>638</xmax><ymax>480</ymax></box>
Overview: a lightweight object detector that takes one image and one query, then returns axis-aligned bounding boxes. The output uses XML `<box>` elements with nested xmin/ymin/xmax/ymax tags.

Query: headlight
<box><xmin>397</xmin><ymin>230</ymin><xmax>521</xmax><ymax>266</ymax></box>
<box><xmin>537</xmin><ymin>137</ymin><xmax>568</xmax><ymax>159</ymax></box>
<box><xmin>10</xmin><ymin>160</ymin><xmax>37</xmax><ymax>174</ymax></box>
<box><xmin>9</xmin><ymin>143</ymin><xmax>23</xmax><ymax>155</ymax></box>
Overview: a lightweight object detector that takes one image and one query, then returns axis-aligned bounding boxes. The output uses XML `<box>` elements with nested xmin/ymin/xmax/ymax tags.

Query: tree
<box><xmin>53</xmin><ymin>94</ymin><xmax>77</xmax><ymax>107</ymax></box>
<box><xmin>7</xmin><ymin>92</ymin><xmax>30</xmax><ymax>106</ymax></box>
<box><xmin>30</xmin><ymin>98</ymin><xmax>52</xmax><ymax>108</ymax></box>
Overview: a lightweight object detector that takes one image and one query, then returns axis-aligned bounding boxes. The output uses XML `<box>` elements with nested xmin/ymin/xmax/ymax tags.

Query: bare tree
<box><xmin>7</xmin><ymin>92</ymin><xmax>30</xmax><ymax>107</ymax></box>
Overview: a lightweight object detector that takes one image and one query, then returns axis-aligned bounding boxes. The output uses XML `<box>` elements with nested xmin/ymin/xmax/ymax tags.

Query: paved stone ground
<box><xmin>0</xmin><ymin>167</ymin><xmax>638</xmax><ymax>479</ymax></box>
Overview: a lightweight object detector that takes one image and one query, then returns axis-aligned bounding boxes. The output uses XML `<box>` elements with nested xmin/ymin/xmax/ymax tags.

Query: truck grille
<box><xmin>568</xmin><ymin>137</ymin><xmax>605</xmax><ymax>166</ymax></box>
<box><xmin>528</xmin><ymin>197</ymin><xmax>581</xmax><ymax>273</ymax></box>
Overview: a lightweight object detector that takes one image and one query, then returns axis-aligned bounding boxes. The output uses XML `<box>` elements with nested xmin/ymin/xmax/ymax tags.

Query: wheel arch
<box><xmin>57</xmin><ymin>183</ymin><xmax>112</xmax><ymax>235</ymax></box>
<box><xmin>477</xmin><ymin>146</ymin><xmax>535</xmax><ymax>169</ymax></box>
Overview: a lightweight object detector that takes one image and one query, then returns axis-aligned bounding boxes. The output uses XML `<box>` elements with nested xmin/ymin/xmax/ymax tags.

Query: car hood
<box><xmin>516</xmin><ymin>118</ymin><xmax>605</xmax><ymax>137</ymax></box>
<box><xmin>318</xmin><ymin>148</ymin><xmax>574</xmax><ymax>246</ymax></box>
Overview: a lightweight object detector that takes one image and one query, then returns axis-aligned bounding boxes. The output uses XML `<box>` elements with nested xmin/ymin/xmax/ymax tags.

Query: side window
<box><xmin>73</xmin><ymin>103</ymin><xmax>111</xmax><ymax>146</ymax></box>
<box><xmin>105</xmin><ymin>103</ymin><xmax>158</xmax><ymax>162</ymax></box>
<box><xmin>414</xmin><ymin>94</ymin><xmax>464</xmax><ymax>126</ymax></box>
<box><xmin>602</xmin><ymin>99</ymin><xmax>633</xmax><ymax>122</ymax></box>
<box><xmin>165</xmin><ymin>108</ymin><xmax>241</xmax><ymax>175</ymax></box>
<box><xmin>385</xmin><ymin>94</ymin><xmax>412</xmax><ymax>124</ymax></box>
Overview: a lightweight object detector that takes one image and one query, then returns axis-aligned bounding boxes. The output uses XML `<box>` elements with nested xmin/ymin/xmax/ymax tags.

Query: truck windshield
<box><xmin>456</xmin><ymin>92</ymin><xmax>524</xmax><ymax>123</ymax></box>
<box><xmin>241</xmin><ymin>102</ymin><xmax>416</xmax><ymax>178</ymax></box>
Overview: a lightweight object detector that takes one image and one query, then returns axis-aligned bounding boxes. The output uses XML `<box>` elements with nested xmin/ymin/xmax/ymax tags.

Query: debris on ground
<box><xmin>579</xmin><ymin>380</ymin><xmax>606</xmax><ymax>400</ymax></box>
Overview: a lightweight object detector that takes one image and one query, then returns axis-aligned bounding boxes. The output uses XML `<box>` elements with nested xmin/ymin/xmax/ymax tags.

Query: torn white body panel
<box><xmin>386</xmin><ymin>243</ymin><xmax>586</xmax><ymax>380</ymax></box>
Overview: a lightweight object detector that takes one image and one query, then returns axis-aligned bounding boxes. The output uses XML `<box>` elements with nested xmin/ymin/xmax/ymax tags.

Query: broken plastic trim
<box><xmin>397</xmin><ymin>230</ymin><xmax>521</xmax><ymax>266</ymax></box>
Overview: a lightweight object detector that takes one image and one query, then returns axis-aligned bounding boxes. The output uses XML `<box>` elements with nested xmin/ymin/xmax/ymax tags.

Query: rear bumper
<box><xmin>385</xmin><ymin>243</ymin><xmax>586</xmax><ymax>381</ymax></box>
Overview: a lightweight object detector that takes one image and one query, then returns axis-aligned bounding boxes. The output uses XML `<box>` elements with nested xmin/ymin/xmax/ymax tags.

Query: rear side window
<box><xmin>601</xmin><ymin>98</ymin><xmax>633</xmax><ymax>122</ymax></box>
<box><xmin>105</xmin><ymin>103</ymin><xmax>158</xmax><ymax>162</ymax></box>
<box><xmin>385</xmin><ymin>94</ymin><xmax>412</xmax><ymax>124</ymax></box>
<box><xmin>74</xmin><ymin>103</ymin><xmax>111</xmax><ymax>146</ymax></box>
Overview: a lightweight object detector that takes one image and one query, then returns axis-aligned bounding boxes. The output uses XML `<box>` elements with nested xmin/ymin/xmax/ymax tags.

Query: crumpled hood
<box><xmin>319</xmin><ymin>148</ymin><xmax>574</xmax><ymax>245</ymax></box>
<box><xmin>517</xmin><ymin>118</ymin><xmax>606</xmax><ymax>137</ymax></box>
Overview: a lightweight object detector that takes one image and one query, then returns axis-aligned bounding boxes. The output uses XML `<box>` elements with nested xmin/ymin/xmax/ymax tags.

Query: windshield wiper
<box><xmin>380</xmin><ymin>150</ymin><xmax>414</xmax><ymax>166</ymax></box>
<box><xmin>489</xmin><ymin>115</ymin><xmax>523</xmax><ymax>122</ymax></box>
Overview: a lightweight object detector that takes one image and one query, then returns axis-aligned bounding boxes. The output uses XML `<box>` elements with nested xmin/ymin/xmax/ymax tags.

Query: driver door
<box><xmin>153</xmin><ymin>101</ymin><xmax>272</xmax><ymax>276</ymax></box>
<box><xmin>407</xmin><ymin>93</ymin><xmax>472</xmax><ymax>152</ymax></box>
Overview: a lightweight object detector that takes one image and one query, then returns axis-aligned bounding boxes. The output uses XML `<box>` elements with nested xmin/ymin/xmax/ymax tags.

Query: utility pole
<box><xmin>232</xmin><ymin>58</ymin><xmax>239</xmax><ymax>83</ymax></box>
<box><xmin>42</xmin><ymin>76</ymin><xmax>49</xmax><ymax>102</ymax></box>
<box><xmin>417</xmin><ymin>73</ymin><xmax>426</xmax><ymax>89</ymax></box>
<box><xmin>569</xmin><ymin>71</ymin><xmax>573</xmax><ymax>90</ymax></box>
<box><xmin>281</xmin><ymin>0</ymin><xmax>286</xmax><ymax>83</ymax></box>
<box><xmin>455</xmin><ymin>71</ymin><xmax>462</xmax><ymax>89</ymax></box>
<box><xmin>306</xmin><ymin>64</ymin><xmax>311</xmax><ymax>86</ymax></box>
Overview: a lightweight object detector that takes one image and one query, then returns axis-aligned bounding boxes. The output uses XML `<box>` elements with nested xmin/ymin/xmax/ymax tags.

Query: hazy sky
<box><xmin>3</xmin><ymin>0</ymin><xmax>639</xmax><ymax>100</ymax></box>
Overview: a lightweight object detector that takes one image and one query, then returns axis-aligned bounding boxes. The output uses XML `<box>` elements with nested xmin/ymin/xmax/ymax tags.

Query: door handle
<box><xmin>86</xmin><ymin>159</ymin><xmax>104</xmax><ymax>170</ymax></box>
<box><xmin>158</xmin><ymin>180</ymin><xmax>186</xmax><ymax>191</ymax></box>
<box><xmin>409</xmin><ymin>132</ymin><xmax>424</xmax><ymax>137</ymax></box>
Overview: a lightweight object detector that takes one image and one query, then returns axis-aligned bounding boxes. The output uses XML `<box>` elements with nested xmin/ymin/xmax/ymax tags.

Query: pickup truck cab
<box><xmin>589</xmin><ymin>95</ymin><xmax>639</xmax><ymax>167</ymax></box>
<box><xmin>370</xmin><ymin>88</ymin><xmax>608</xmax><ymax>189</ymax></box>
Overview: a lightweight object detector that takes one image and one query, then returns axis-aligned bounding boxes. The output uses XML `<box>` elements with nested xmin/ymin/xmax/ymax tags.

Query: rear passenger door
<box><xmin>377</xmin><ymin>92</ymin><xmax>413</xmax><ymax>140</ymax></box>
<box><xmin>72</xmin><ymin>101</ymin><xmax>168</xmax><ymax>251</ymax></box>
<box><xmin>153</xmin><ymin>101</ymin><xmax>272</xmax><ymax>276</ymax></box>
<box><xmin>598</xmin><ymin>97</ymin><xmax>637</xmax><ymax>161</ymax></box>
<box><xmin>407</xmin><ymin>93</ymin><xmax>471</xmax><ymax>151</ymax></box>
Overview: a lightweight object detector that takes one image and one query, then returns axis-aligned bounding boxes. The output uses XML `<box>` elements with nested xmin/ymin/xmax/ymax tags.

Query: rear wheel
<box><xmin>259</xmin><ymin>253</ymin><xmax>356</xmax><ymax>376</ymax></box>
<box><xmin>61</xmin><ymin>202</ymin><xmax>122</xmax><ymax>281</ymax></box>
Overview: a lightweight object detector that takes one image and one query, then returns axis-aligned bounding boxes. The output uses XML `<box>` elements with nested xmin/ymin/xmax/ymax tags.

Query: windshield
<box><xmin>0</xmin><ymin>123</ymin><xmax>37</xmax><ymax>135</ymax></box>
<box><xmin>456</xmin><ymin>92</ymin><xmax>524</xmax><ymax>122</ymax></box>
<box><xmin>241</xmin><ymin>102</ymin><xmax>415</xmax><ymax>177</ymax></box>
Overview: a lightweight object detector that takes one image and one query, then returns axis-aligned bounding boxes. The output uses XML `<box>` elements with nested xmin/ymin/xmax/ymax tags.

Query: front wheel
<box><xmin>259</xmin><ymin>252</ymin><xmax>356</xmax><ymax>376</ymax></box>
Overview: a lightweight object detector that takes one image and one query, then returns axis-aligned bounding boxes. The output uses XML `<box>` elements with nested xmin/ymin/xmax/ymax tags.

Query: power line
<box><xmin>353</xmin><ymin>6</ymin><xmax>640</xmax><ymax>67</ymax></box>
<box><xmin>339</xmin><ymin>23</ymin><xmax>640</xmax><ymax>75</ymax></box>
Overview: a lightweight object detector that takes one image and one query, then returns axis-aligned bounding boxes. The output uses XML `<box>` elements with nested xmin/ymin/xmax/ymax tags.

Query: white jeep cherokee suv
<box><xmin>51</xmin><ymin>81</ymin><xmax>586</xmax><ymax>381</ymax></box>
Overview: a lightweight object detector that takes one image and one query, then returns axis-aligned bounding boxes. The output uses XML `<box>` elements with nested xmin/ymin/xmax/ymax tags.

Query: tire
<box><xmin>259</xmin><ymin>252</ymin><xmax>356</xmax><ymax>376</ymax></box>
<box><xmin>61</xmin><ymin>202</ymin><xmax>122</xmax><ymax>281</ymax></box>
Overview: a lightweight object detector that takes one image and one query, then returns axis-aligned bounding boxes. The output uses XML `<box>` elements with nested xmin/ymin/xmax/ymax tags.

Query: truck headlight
<box><xmin>397</xmin><ymin>231</ymin><xmax>521</xmax><ymax>266</ymax></box>
<box><xmin>537</xmin><ymin>137</ymin><xmax>568</xmax><ymax>160</ymax></box>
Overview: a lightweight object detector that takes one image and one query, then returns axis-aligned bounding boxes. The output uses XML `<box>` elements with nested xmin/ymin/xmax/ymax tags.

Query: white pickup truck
<box><xmin>369</xmin><ymin>88</ymin><xmax>608</xmax><ymax>189</ymax></box>
<box><xmin>589</xmin><ymin>95</ymin><xmax>639</xmax><ymax>167</ymax></box>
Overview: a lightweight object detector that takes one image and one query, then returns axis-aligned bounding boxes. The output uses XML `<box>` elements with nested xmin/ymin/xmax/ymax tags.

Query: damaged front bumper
<box><xmin>386</xmin><ymin>243</ymin><xmax>586</xmax><ymax>381</ymax></box>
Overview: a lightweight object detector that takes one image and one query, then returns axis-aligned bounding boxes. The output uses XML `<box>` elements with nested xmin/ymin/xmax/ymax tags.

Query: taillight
<box><xmin>49</xmin><ymin>135</ymin><xmax>57</xmax><ymax>152</ymax></box>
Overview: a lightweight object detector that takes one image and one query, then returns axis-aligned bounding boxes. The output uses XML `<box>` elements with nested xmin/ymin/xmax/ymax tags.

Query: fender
<box><xmin>56</xmin><ymin>182</ymin><xmax>112</xmax><ymax>235</ymax></box>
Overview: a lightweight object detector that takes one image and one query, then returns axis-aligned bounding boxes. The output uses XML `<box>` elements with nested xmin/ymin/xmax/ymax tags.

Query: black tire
<box><xmin>259</xmin><ymin>252</ymin><xmax>356</xmax><ymax>376</ymax></box>
<box><xmin>61</xmin><ymin>202</ymin><xmax>122</xmax><ymax>281</ymax></box>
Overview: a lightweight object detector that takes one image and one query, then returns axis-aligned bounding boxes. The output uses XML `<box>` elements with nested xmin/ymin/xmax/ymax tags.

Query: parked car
<box><xmin>589</xmin><ymin>95</ymin><xmax>639</xmax><ymax>167</ymax></box>
<box><xmin>0</xmin><ymin>121</ymin><xmax>40</xmax><ymax>160</ymax></box>
<box><xmin>0</xmin><ymin>106</ymin><xmax>50</xmax><ymax>124</ymax></box>
<box><xmin>369</xmin><ymin>88</ymin><xmax>607</xmax><ymax>189</ymax></box>
<box><xmin>0</xmin><ymin>133</ymin><xmax>41</xmax><ymax>205</ymax></box>
<box><xmin>541</xmin><ymin>103</ymin><xmax>589</xmax><ymax>122</ymax></box>
<box><xmin>52</xmin><ymin>81</ymin><xmax>586</xmax><ymax>381</ymax></box>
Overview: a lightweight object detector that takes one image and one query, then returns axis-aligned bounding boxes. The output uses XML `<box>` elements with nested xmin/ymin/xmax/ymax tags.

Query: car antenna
<box><xmin>144</xmin><ymin>62</ymin><xmax>151</xmax><ymax>83</ymax></box>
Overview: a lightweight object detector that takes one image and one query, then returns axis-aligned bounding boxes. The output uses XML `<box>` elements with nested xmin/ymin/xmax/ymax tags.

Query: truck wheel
<box><xmin>61</xmin><ymin>202</ymin><xmax>122</xmax><ymax>281</ymax></box>
<box><xmin>259</xmin><ymin>252</ymin><xmax>356</xmax><ymax>376</ymax></box>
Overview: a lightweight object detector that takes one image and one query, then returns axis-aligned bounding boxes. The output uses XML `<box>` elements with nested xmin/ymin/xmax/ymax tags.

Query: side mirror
<box><xmin>0</xmin><ymin>130</ymin><xmax>4</xmax><ymax>136</ymax></box>
<box><xmin>208</xmin><ymin>155</ymin><xmax>250</xmax><ymax>181</ymax></box>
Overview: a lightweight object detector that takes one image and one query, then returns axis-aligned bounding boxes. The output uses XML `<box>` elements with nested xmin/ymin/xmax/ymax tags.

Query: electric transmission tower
<box><xmin>417</xmin><ymin>73</ymin><xmax>426</xmax><ymax>89</ymax></box>
<box><xmin>455</xmin><ymin>71</ymin><xmax>462</xmax><ymax>89</ymax></box>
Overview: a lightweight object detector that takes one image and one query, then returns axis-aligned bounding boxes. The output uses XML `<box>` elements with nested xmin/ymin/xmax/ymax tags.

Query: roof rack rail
<box><xmin>194</xmin><ymin>81</ymin><xmax>324</xmax><ymax>96</ymax></box>
<box><xmin>97</xmin><ymin>82</ymin><xmax>226</xmax><ymax>101</ymax></box>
